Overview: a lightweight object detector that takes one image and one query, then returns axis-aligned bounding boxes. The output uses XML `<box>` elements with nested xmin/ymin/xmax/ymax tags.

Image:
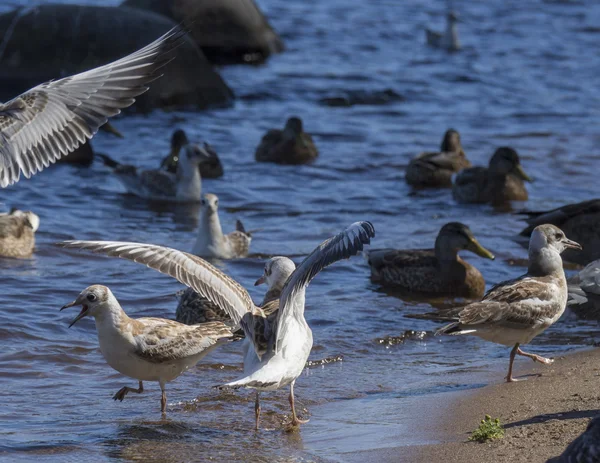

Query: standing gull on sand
<box><xmin>59</xmin><ymin>221</ymin><xmax>375</xmax><ymax>429</ymax></box>
<box><xmin>60</xmin><ymin>285</ymin><xmax>234</xmax><ymax>414</ymax></box>
<box><xmin>0</xmin><ymin>26</ymin><xmax>185</xmax><ymax>187</ymax></box>
<box><xmin>436</xmin><ymin>224</ymin><xmax>580</xmax><ymax>382</ymax></box>
<box><xmin>0</xmin><ymin>208</ymin><xmax>39</xmax><ymax>258</ymax></box>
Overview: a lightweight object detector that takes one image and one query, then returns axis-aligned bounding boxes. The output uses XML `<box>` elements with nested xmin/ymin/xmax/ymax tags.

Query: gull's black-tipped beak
<box><xmin>563</xmin><ymin>238</ymin><xmax>582</xmax><ymax>251</ymax></box>
<box><xmin>61</xmin><ymin>300</ymin><xmax>89</xmax><ymax>328</ymax></box>
<box><xmin>60</xmin><ymin>300</ymin><xmax>77</xmax><ymax>311</ymax></box>
<box><xmin>254</xmin><ymin>275</ymin><xmax>266</xmax><ymax>286</ymax></box>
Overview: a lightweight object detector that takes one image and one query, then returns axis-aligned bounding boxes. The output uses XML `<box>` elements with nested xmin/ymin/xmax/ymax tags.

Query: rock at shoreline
<box><xmin>0</xmin><ymin>4</ymin><xmax>233</xmax><ymax>111</ymax></box>
<box><xmin>122</xmin><ymin>0</ymin><xmax>284</xmax><ymax>64</ymax></box>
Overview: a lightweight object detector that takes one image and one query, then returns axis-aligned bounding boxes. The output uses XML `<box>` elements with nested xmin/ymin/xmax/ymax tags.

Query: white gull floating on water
<box><xmin>96</xmin><ymin>143</ymin><xmax>211</xmax><ymax>202</ymax></box>
<box><xmin>426</xmin><ymin>11</ymin><xmax>460</xmax><ymax>51</ymax></box>
<box><xmin>59</xmin><ymin>221</ymin><xmax>375</xmax><ymax>429</ymax></box>
<box><xmin>0</xmin><ymin>26</ymin><xmax>185</xmax><ymax>187</ymax></box>
<box><xmin>192</xmin><ymin>193</ymin><xmax>252</xmax><ymax>258</ymax></box>
<box><xmin>60</xmin><ymin>285</ymin><xmax>234</xmax><ymax>414</ymax></box>
<box><xmin>436</xmin><ymin>224</ymin><xmax>581</xmax><ymax>382</ymax></box>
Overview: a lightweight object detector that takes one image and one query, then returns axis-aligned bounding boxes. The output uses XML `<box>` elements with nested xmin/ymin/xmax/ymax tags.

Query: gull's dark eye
<box><xmin>201</xmin><ymin>199</ymin><xmax>206</xmax><ymax>206</ymax></box>
<box><xmin>87</xmin><ymin>294</ymin><xmax>97</xmax><ymax>302</ymax></box>
<box><xmin>265</xmin><ymin>266</ymin><xmax>271</xmax><ymax>276</ymax></box>
<box><xmin>214</xmin><ymin>200</ymin><xmax>218</xmax><ymax>207</ymax></box>
<box><xmin>555</xmin><ymin>233</ymin><xmax>563</xmax><ymax>240</ymax></box>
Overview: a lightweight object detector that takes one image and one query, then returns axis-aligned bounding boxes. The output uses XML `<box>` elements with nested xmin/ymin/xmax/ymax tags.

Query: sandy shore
<box><xmin>342</xmin><ymin>347</ymin><xmax>600</xmax><ymax>463</ymax></box>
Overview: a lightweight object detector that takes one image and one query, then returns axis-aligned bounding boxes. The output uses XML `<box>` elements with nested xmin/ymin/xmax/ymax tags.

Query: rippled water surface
<box><xmin>2</xmin><ymin>0</ymin><xmax>600</xmax><ymax>461</ymax></box>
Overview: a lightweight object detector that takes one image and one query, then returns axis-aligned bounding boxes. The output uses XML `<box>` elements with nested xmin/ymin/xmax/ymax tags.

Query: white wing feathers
<box><xmin>274</xmin><ymin>221</ymin><xmax>375</xmax><ymax>351</ymax></box>
<box><xmin>0</xmin><ymin>25</ymin><xmax>185</xmax><ymax>187</ymax></box>
<box><xmin>58</xmin><ymin>240</ymin><xmax>255</xmax><ymax>325</ymax></box>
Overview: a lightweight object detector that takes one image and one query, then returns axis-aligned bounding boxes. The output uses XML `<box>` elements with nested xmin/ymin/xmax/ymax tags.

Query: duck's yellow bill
<box><xmin>469</xmin><ymin>239</ymin><xmax>495</xmax><ymax>260</ymax></box>
<box><xmin>515</xmin><ymin>164</ymin><xmax>532</xmax><ymax>182</ymax></box>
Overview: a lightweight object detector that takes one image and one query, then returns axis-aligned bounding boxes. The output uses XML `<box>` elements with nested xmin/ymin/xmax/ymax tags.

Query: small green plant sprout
<box><xmin>469</xmin><ymin>415</ymin><xmax>505</xmax><ymax>442</ymax></box>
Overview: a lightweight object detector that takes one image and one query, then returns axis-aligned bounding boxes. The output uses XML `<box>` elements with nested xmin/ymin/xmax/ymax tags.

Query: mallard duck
<box><xmin>0</xmin><ymin>208</ymin><xmax>39</xmax><ymax>258</ymax></box>
<box><xmin>368</xmin><ymin>222</ymin><xmax>494</xmax><ymax>299</ymax></box>
<box><xmin>97</xmin><ymin>143</ymin><xmax>212</xmax><ymax>202</ymax></box>
<box><xmin>426</xmin><ymin>11</ymin><xmax>460</xmax><ymax>51</ymax></box>
<box><xmin>160</xmin><ymin>129</ymin><xmax>224</xmax><ymax>178</ymax></box>
<box><xmin>519</xmin><ymin>199</ymin><xmax>600</xmax><ymax>265</ymax></box>
<box><xmin>255</xmin><ymin>117</ymin><xmax>318</xmax><ymax>164</ymax></box>
<box><xmin>405</xmin><ymin>129</ymin><xmax>470</xmax><ymax>188</ymax></box>
<box><xmin>453</xmin><ymin>147</ymin><xmax>531</xmax><ymax>204</ymax></box>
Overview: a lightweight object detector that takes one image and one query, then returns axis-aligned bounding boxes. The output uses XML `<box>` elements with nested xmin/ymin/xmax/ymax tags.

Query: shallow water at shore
<box><xmin>2</xmin><ymin>0</ymin><xmax>600</xmax><ymax>461</ymax></box>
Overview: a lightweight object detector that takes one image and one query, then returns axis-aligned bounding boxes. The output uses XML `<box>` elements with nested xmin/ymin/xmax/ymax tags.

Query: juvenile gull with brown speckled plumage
<box><xmin>59</xmin><ymin>221</ymin><xmax>375</xmax><ymax>429</ymax></box>
<box><xmin>0</xmin><ymin>209</ymin><xmax>39</xmax><ymax>258</ymax></box>
<box><xmin>437</xmin><ymin>224</ymin><xmax>581</xmax><ymax>382</ymax></box>
<box><xmin>60</xmin><ymin>285</ymin><xmax>234</xmax><ymax>414</ymax></box>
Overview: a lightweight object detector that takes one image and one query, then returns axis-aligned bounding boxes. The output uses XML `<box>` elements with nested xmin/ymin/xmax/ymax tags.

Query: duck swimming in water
<box><xmin>453</xmin><ymin>147</ymin><xmax>531</xmax><ymax>205</ymax></box>
<box><xmin>368</xmin><ymin>222</ymin><xmax>494</xmax><ymax>299</ymax></box>
<box><xmin>255</xmin><ymin>117</ymin><xmax>318</xmax><ymax>165</ymax></box>
<box><xmin>405</xmin><ymin>129</ymin><xmax>470</xmax><ymax>188</ymax></box>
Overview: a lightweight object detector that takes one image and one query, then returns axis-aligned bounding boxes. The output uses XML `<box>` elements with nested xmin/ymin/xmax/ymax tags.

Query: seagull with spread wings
<box><xmin>0</xmin><ymin>26</ymin><xmax>185</xmax><ymax>187</ymax></box>
<box><xmin>59</xmin><ymin>221</ymin><xmax>375</xmax><ymax>428</ymax></box>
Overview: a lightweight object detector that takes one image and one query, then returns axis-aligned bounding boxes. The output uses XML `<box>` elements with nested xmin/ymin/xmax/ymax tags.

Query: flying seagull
<box><xmin>0</xmin><ymin>25</ymin><xmax>185</xmax><ymax>187</ymax></box>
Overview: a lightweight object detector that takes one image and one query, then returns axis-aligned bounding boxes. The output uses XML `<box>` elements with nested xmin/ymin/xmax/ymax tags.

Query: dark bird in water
<box><xmin>519</xmin><ymin>199</ymin><xmax>600</xmax><ymax>265</ymax></box>
<box><xmin>405</xmin><ymin>129</ymin><xmax>471</xmax><ymax>188</ymax></box>
<box><xmin>453</xmin><ymin>147</ymin><xmax>531</xmax><ymax>205</ymax></box>
<box><xmin>368</xmin><ymin>222</ymin><xmax>494</xmax><ymax>300</ymax></box>
<box><xmin>255</xmin><ymin>117</ymin><xmax>318</xmax><ymax>164</ymax></box>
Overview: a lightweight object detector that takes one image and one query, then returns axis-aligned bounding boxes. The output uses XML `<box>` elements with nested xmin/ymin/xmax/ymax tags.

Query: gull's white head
<box><xmin>529</xmin><ymin>224</ymin><xmax>581</xmax><ymax>275</ymax></box>
<box><xmin>255</xmin><ymin>256</ymin><xmax>296</xmax><ymax>289</ymax></box>
<box><xmin>201</xmin><ymin>193</ymin><xmax>219</xmax><ymax>216</ymax></box>
<box><xmin>179</xmin><ymin>144</ymin><xmax>212</xmax><ymax>170</ymax></box>
<box><xmin>60</xmin><ymin>285</ymin><xmax>115</xmax><ymax>328</ymax></box>
<box><xmin>10</xmin><ymin>209</ymin><xmax>40</xmax><ymax>232</ymax></box>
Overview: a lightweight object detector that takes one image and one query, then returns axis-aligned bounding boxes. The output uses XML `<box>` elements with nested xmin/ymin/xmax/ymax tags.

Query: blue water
<box><xmin>1</xmin><ymin>0</ymin><xmax>600</xmax><ymax>461</ymax></box>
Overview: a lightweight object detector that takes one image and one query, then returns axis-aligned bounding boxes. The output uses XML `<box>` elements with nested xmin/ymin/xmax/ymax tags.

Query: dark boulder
<box><xmin>122</xmin><ymin>0</ymin><xmax>284</xmax><ymax>64</ymax></box>
<box><xmin>0</xmin><ymin>4</ymin><xmax>233</xmax><ymax>110</ymax></box>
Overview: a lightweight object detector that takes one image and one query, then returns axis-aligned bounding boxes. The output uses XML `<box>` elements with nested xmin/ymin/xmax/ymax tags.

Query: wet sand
<box><xmin>342</xmin><ymin>348</ymin><xmax>600</xmax><ymax>463</ymax></box>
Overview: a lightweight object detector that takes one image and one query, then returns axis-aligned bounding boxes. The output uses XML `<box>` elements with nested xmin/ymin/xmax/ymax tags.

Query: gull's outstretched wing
<box><xmin>0</xmin><ymin>26</ymin><xmax>185</xmax><ymax>187</ymax></box>
<box><xmin>58</xmin><ymin>240</ymin><xmax>255</xmax><ymax>325</ymax></box>
<box><xmin>274</xmin><ymin>221</ymin><xmax>375</xmax><ymax>351</ymax></box>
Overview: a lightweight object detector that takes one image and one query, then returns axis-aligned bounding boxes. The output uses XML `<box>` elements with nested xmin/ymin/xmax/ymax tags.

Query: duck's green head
<box><xmin>437</xmin><ymin>222</ymin><xmax>495</xmax><ymax>260</ymax></box>
<box><xmin>490</xmin><ymin>147</ymin><xmax>531</xmax><ymax>181</ymax></box>
<box><xmin>440</xmin><ymin>129</ymin><xmax>463</xmax><ymax>154</ymax></box>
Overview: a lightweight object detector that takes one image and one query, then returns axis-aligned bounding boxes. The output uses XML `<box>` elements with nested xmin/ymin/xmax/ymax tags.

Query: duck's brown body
<box><xmin>369</xmin><ymin>249</ymin><xmax>486</xmax><ymax>299</ymax></box>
